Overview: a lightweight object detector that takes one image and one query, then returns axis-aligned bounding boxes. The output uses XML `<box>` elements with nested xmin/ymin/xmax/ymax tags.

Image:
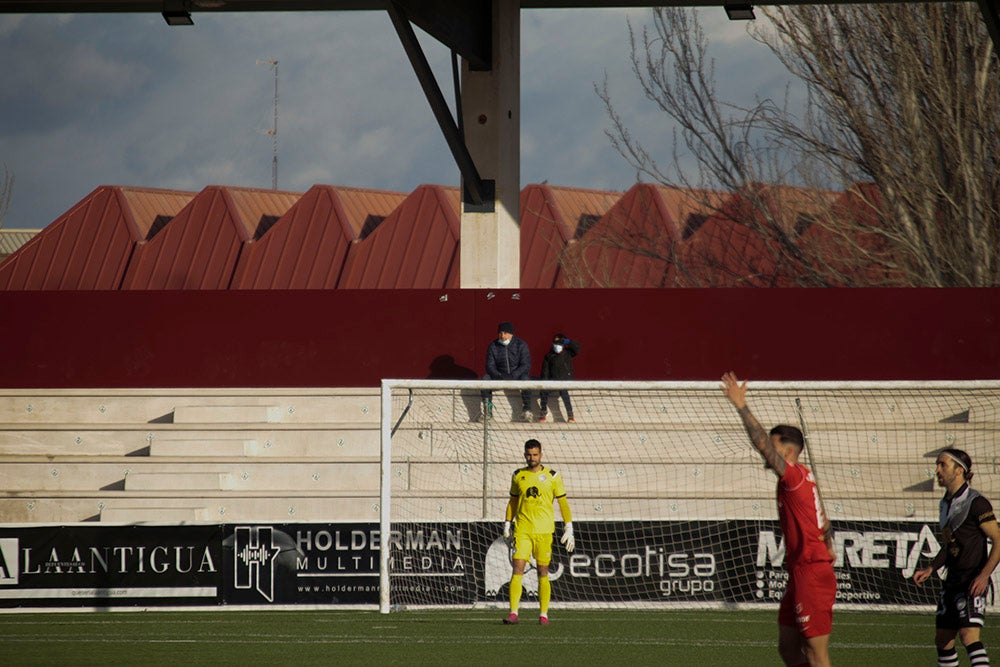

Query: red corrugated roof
<box><xmin>119</xmin><ymin>187</ymin><xmax>196</xmax><ymax>240</ymax></box>
<box><xmin>338</xmin><ymin>185</ymin><xmax>461</xmax><ymax>288</ymax></box>
<box><xmin>336</xmin><ymin>186</ymin><xmax>410</xmax><ymax>240</ymax></box>
<box><xmin>798</xmin><ymin>183</ymin><xmax>907</xmax><ymax>286</ymax></box>
<box><xmin>650</xmin><ymin>185</ymin><xmax>727</xmax><ymax>239</ymax></box>
<box><xmin>121</xmin><ymin>186</ymin><xmax>300</xmax><ymax>290</ymax></box>
<box><xmin>677</xmin><ymin>204</ymin><xmax>778</xmax><ymax>287</ymax></box>
<box><xmin>231</xmin><ymin>185</ymin><xmax>407</xmax><ymax>289</ymax></box>
<box><xmin>519</xmin><ymin>184</ymin><xmax>621</xmax><ymax>288</ymax></box>
<box><xmin>560</xmin><ymin>183</ymin><xmax>721</xmax><ymax>288</ymax></box>
<box><xmin>677</xmin><ymin>184</ymin><xmax>839</xmax><ymax>287</ymax></box>
<box><xmin>0</xmin><ymin>185</ymin><xmax>194</xmax><ymax>290</ymax></box>
<box><xmin>547</xmin><ymin>186</ymin><xmax>623</xmax><ymax>240</ymax></box>
<box><xmin>2</xmin><ymin>180</ymin><xmax>908</xmax><ymax>290</ymax></box>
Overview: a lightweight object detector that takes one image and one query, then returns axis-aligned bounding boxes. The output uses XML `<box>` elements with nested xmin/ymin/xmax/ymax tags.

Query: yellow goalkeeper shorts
<box><xmin>513</xmin><ymin>531</ymin><xmax>553</xmax><ymax>566</ymax></box>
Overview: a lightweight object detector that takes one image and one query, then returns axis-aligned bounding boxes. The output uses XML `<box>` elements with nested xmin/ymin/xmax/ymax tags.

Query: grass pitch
<box><xmin>0</xmin><ymin>608</ymin><xmax>950</xmax><ymax>666</ymax></box>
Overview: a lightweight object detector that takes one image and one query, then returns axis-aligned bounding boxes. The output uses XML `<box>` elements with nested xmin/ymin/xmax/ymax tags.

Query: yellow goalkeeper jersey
<box><xmin>509</xmin><ymin>465</ymin><xmax>567</xmax><ymax>535</ymax></box>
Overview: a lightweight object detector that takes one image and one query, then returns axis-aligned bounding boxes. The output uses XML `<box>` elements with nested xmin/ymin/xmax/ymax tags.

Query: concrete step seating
<box><xmin>403</xmin><ymin>387</ymin><xmax>995</xmax><ymax>426</ymax></box>
<box><xmin>0</xmin><ymin>388</ymin><xmax>380</xmax><ymax>424</ymax></box>
<box><xmin>148</xmin><ymin>427</ymin><xmax>378</xmax><ymax>458</ymax></box>
<box><xmin>0</xmin><ymin>488</ymin><xmax>941</xmax><ymax>525</ymax></box>
<box><xmin>391</xmin><ymin>422</ymin><xmax>995</xmax><ymax>464</ymax></box>
<box><xmin>0</xmin><ymin>483</ymin><xmax>952</xmax><ymax>525</ymax></box>
<box><xmin>0</xmin><ymin>389</ymin><xmax>383</xmax><ymax>523</ymax></box>
<box><xmin>0</xmin><ymin>494</ymin><xmax>383</xmax><ymax>524</ymax></box>
<box><xmin>5</xmin><ymin>454</ymin><xmax>980</xmax><ymax>497</ymax></box>
<box><xmin>125</xmin><ymin>462</ymin><xmax>380</xmax><ymax>492</ymax></box>
<box><xmin>2</xmin><ymin>387</ymin><xmax>990</xmax><ymax>427</ymax></box>
<box><xmin>383</xmin><ymin>494</ymin><xmax>933</xmax><ymax>523</ymax></box>
<box><xmin>395</xmin><ymin>460</ymin><xmax>994</xmax><ymax>499</ymax></box>
<box><xmin>0</xmin><ymin>425</ymin><xmax>379</xmax><ymax>458</ymax></box>
<box><xmin>0</xmin><ymin>387</ymin><xmax>996</xmax><ymax>524</ymax></box>
<box><xmin>0</xmin><ymin>460</ymin><xmax>379</xmax><ymax>492</ymax></box>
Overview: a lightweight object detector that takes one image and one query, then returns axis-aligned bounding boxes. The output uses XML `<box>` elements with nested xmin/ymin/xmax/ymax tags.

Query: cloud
<box><xmin>0</xmin><ymin>7</ymin><xmax>793</xmax><ymax>229</ymax></box>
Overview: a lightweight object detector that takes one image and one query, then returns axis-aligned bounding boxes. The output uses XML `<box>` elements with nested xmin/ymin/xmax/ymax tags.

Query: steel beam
<box><xmin>386</xmin><ymin>1</ymin><xmax>493</xmax><ymax>210</ymax></box>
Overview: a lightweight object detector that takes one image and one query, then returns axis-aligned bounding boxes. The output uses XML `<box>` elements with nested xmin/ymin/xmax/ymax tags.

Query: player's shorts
<box><xmin>778</xmin><ymin>561</ymin><xmax>836</xmax><ymax>638</ymax></box>
<box><xmin>936</xmin><ymin>583</ymin><xmax>987</xmax><ymax>629</ymax></box>
<box><xmin>513</xmin><ymin>531</ymin><xmax>553</xmax><ymax>566</ymax></box>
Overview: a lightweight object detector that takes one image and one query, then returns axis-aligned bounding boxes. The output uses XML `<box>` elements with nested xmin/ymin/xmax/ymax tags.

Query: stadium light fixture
<box><xmin>724</xmin><ymin>4</ymin><xmax>756</xmax><ymax>20</ymax></box>
<box><xmin>162</xmin><ymin>9</ymin><xmax>194</xmax><ymax>25</ymax></box>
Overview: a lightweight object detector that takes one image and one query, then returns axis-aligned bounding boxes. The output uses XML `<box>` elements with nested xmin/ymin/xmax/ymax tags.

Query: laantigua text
<box><xmin>22</xmin><ymin>546</ymin><xmax>216</xmax><ymax>575</ymax></box>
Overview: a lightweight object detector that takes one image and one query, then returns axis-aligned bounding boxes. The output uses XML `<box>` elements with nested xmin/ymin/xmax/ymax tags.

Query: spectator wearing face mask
<box><xmin>539</xmin><ymin>333</ymin><xmax>580</xmax><ymax>423</ymax></box>
<box><xmin>482</xmin><ymin>321</ymin><xmax>533</xmax><ymax>422</ymax></box>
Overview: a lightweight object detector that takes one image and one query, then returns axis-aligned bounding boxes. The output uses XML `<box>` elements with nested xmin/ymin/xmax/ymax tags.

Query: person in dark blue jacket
<box><xmin>539</xmin><ymin>333</ymin><xmax>580</xmax><ymax>423</ymax></box>
<box><xmin>482</xmin><ymin>321</ymin><xmax>533</xmax><ymax>422</ymax></box>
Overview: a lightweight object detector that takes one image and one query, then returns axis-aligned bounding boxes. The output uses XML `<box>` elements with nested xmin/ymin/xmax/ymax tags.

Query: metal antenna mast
<box><xmin>256</xmin><ymin>58</ymin><xmax>279</xmax><ymax>190</ymax></box>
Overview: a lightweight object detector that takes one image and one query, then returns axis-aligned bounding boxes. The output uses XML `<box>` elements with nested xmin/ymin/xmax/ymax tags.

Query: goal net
<box><xmin>378</xmin><ymin>379</ymin><xmax>1000</xmax><ymax>614</ymax></box>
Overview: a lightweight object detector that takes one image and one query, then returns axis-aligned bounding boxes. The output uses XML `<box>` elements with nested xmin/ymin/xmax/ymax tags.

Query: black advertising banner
<box><xmin>0</xmin><ymin>525</ymin><xmax>222</xmax><ymax>608</ymax></box>
<box><xmin>219</xmin><ymin>522</ymin><xmax>470</xmax><ymax>606</ymax></box>
<box><xmin>398</xmin><ymin>519</ymin><xmax>943</xmax><ymax>607</ymax></box>
<box><xmin>388</xmin><ymin>521</ymin><xmax>475</xmax><ymax>606</ymax></box>
<box><xmin>556</xmin><ymin>519</ymin><xmax>939</xmax><ymax>605</ymax></box>
<box><xmin>752</xmin><ymin>519</ymin><xmax>943</xmax><ymax>607</ymax></box>
<box><xmin>0</xmin><ymin>520</ymin><xmax>947</xmax><ymax>608</ymax></box>
<box><xmin>221</xmin><ymin>524</ymin><xmax>381</xmax><ymax>605</ymax></box>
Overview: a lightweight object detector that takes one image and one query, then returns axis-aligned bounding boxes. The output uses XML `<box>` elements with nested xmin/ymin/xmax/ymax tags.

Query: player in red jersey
<box><xmin>722</xmin><ymin>372</ymin><xmax>836</xmax><ymax>667</ymax></box>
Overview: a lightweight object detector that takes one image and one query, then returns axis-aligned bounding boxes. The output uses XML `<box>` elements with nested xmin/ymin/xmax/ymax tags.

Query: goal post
<box><xmin>379</xmin><ymin>379</ymin><xmax>1000</xmax><ymax>614</ymax></box>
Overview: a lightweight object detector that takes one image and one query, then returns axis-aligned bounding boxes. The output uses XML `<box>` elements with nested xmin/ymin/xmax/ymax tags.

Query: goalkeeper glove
<box><xmin>560</xmin><ymin>522</ymin><xmax>575</xmax><ymax>553</ymax></box>
<box><xmin>503</xmin><ymin>521</ymin><xmax>514</xmax><ymax>547</ymax></box>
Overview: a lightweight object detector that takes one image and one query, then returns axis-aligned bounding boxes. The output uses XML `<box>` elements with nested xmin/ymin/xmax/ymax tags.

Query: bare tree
<box><xmin>0</xmin><ymin>164</ymin><xmax>12</xmax><ymax>230</ymax></box>
<box><xmin>587</xmin><ymin>5</ymin><xmax>1000</xmax><ymax>287</ymax></box>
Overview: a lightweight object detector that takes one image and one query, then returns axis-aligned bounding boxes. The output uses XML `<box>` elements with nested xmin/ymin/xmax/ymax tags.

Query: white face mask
<box><xmin>552</xmin><ymin>344</ymin><xmax>564</xmax><ymax>354</ymax></box>
<box><xmin>500</xmin><ymin>337</ymin><xmax>511</xmax><ymax>346</ymax></box>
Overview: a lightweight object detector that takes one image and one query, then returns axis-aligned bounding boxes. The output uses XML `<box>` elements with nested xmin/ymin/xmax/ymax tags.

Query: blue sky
<box><xmin>0</xmin><ymin>8</ymin><xmax>787</xmax><ymax>229</ymax></box>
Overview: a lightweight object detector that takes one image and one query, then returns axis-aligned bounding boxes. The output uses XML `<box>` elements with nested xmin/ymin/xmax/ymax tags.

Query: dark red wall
<box><xmin>0</xmin><ymin>289</ymin><xmax>997</xmax><ymax>388</ymax></box>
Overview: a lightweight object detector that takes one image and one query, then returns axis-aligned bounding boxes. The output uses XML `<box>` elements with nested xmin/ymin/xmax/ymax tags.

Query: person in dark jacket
<box><xmin>482</xmin><ymin>321</ymin><xmax>533</xmax><ymax>422</ymax></box>
<box><xmin>539</xmin><ymin>333</ymin><xmax>580</xmax><ymax>423</ymax></box>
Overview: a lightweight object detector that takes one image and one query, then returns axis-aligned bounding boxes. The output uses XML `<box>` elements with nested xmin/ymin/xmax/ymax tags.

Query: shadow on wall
<box><xmin>427</xmin><ymin>354</ymin><xmax>482</xmax><ymax>422</ymax></box>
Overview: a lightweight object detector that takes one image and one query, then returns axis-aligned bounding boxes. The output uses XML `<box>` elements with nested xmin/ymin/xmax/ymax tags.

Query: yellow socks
<box><xmin>538</xmin><ymin>576</ymin><xmax>550</xmax><ymax>617</ymax></box>
<box><xmin>509</xmin><ymin>573</ymin><xmax>523</xmax><ymax>613</ymax></box>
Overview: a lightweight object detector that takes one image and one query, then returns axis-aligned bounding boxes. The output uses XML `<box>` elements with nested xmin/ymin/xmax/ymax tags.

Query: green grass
<box><xmin>0</xmin><ymin>608</ymin><xmax>961</xmax><ymax>666</ymax></box>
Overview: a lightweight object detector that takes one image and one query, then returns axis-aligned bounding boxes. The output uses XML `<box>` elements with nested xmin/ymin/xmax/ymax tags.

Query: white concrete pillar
<box><xmin>460</xmin><ymin>0</ymin><xmax>520</xmax><ymax>289</ymax></box>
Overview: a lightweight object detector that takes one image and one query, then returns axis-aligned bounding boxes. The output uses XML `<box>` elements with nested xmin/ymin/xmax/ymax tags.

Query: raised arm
<box><xmin>564</xmin><ymin>338</ymin><xmax>580</xmax><ymax>356</ymax></box>
<box><xmin>720</xmin><ymin>372</ymin><xmax>786</xmax><ymax>477</ymax></box>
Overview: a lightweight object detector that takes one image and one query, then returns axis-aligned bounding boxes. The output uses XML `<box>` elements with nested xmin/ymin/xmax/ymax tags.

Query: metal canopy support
<box><xmin>2</xmin><ymin>0</ymin><xmax>1000</xmax><ymax>55</ymax></box>
<box><xmin>387</xmin><ymin>0</ymin><xmax>494</xmax><ymax>211</ymax></box>
<box><xmin>392</xmin><ymin>0</ymin><xmax>492</xmax><ymax>71</ymax></box>
<box><xmin>388</xmin><ymin>0</ymin><xmax>520</xmax><ymax>288</ymax></box>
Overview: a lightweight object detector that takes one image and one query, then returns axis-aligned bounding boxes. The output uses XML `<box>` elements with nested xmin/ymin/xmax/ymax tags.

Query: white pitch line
<box><xmin>0</xmin><ymin>634</ymin><xmax>928</xmax><ymax>650</ymax></box>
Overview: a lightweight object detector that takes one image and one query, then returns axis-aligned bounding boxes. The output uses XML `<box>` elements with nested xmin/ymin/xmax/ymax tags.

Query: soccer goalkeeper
<box><xmin>502</xmin><ymin>438</ymin><xmax>575</xmax><ymax>626</ymax></box>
